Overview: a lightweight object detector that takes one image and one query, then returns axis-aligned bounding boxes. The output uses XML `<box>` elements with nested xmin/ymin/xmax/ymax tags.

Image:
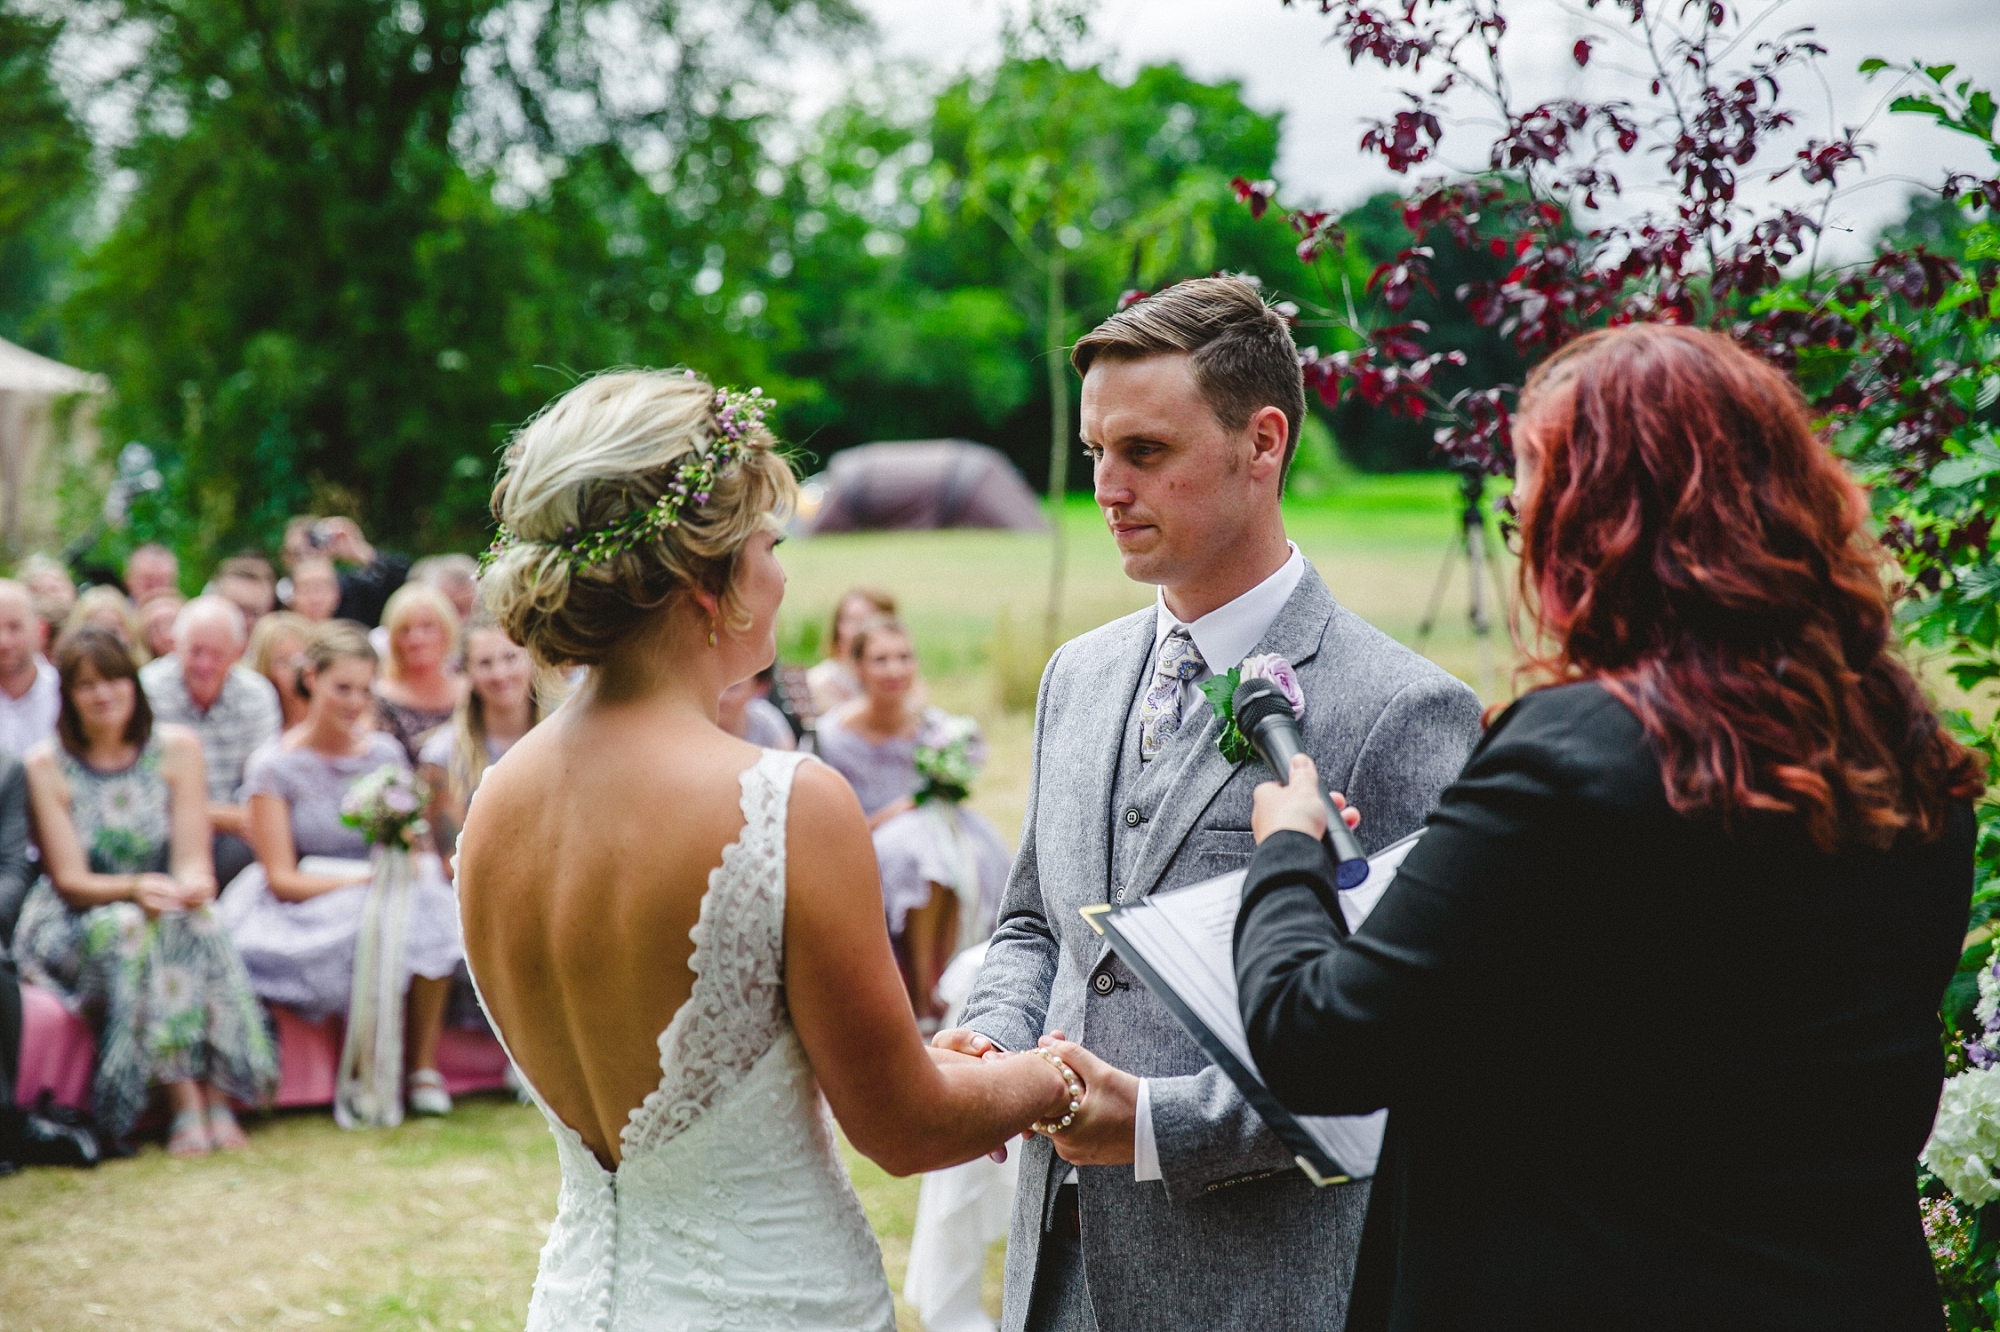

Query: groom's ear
<box><xmin>1245</xmin><ymin>405</ymin><xmax>1290</xmax><ymax>487</ymax></box>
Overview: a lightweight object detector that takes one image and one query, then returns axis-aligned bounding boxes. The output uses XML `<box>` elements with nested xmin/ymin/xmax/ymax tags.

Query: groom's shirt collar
<box><xmin>1152</xmin><ymin>541</ymin><xmax>1305</xmax><ymax>676</ymax></box>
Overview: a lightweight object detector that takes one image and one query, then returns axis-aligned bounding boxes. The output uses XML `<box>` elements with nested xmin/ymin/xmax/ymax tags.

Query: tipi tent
<box><xmin>0</xmin><ymin>338</ymin><xmax>106</xmax><ymax>546</ymax></box>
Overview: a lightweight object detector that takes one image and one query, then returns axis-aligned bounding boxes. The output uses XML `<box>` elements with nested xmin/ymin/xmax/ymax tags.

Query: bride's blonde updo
<box><xmin>481</xmin><ymin>369</ymin><xmax>797</xmax><ymax>667</ymax></box>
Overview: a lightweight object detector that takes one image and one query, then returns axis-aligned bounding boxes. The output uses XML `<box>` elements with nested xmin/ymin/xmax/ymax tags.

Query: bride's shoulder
<box><xmin>782</xmin><ymin>759</ymin><xmax>867</xmax><ymax>839</ymax></box>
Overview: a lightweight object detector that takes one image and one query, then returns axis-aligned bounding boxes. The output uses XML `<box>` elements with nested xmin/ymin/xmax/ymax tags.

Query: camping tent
<box><xmin>0</xmin><ymin>338</ymin><xmax>106</xmax><ymax>546</ymax></box>
<box><xmin>799</xmin><ymin>440</ymin><xmax>1046</xmax><ymax>534</ymax></box>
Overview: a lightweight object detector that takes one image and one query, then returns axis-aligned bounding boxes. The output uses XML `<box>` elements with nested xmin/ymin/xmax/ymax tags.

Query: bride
<box><xmin>457</xmin><ymin>370</ymin><xmax>1080</xmax><ymax>1331</ymax></box>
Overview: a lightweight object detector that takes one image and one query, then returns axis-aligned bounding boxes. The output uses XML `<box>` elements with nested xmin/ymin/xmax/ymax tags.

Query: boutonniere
<box><xmin>1197</xmin><ymin>653</ymin><xmax>1305</xmax><ymax>764</ymax></box>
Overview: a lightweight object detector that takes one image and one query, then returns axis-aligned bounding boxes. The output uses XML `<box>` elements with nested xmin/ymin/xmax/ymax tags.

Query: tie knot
<box><xmin>1158</xmin><ymin>628</ymin><xmax>1206</xmax><ymax>682</ymax></box>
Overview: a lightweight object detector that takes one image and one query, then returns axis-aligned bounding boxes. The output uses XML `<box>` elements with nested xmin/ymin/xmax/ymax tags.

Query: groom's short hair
<box><xmin>1070</xmin><ymin>276</ymin><xmax>1307</xmax><ymax>470</ymax></box>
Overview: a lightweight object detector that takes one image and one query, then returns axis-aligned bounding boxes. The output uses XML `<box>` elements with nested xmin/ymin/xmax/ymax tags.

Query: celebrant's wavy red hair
<box><xmin>1513</xmin><ymin>324</ymin><xmax>1985</xmax><ymax>852</ymax></box>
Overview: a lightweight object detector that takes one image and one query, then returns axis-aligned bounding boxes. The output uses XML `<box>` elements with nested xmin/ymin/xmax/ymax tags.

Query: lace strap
<box><xmin>621</xmin><ymin>748</ymin><xmax>814</xmax><ymax>1158</ymax></box>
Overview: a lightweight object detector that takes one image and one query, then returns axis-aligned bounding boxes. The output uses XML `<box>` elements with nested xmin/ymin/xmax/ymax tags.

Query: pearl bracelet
<box><xmin>1029</xmin><ymin>1047</ymin><xmax>1084</xmax><ymax>1135</ymax></box>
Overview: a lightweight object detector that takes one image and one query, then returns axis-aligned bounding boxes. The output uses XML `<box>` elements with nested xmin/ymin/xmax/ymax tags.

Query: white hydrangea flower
<box><xmin>1924</xmin><ymin>1066</ymin><xmax>2000</xmax><ymax>1206</ymax></box>
<box><xmin>1976</xmin><ymin>952</ymin><xmax>2000</xmax><ymax>1030</ymax></box>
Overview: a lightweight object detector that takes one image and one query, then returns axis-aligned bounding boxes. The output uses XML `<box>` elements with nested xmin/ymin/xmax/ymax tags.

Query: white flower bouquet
<box><xmin>914</xmin><ymin>712</ymin><xmax>985</xmax><ymax>805</ymax></box>
<box><xmin>339</xmin><ymin>764</ymin><xmax>430</xmax><ymax>848</ymax></box>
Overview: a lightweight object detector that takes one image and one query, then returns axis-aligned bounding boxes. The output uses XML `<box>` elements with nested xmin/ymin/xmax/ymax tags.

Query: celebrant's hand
<box><xmin>1251</xmin><ymin>753</ymin><xmax>1361</xmax><ymax>845</ymax></box>
<box><xmin>1040</xmin><ymin>1038</ymin><xmax>1138</xmax><ymax>1167</ymax></box>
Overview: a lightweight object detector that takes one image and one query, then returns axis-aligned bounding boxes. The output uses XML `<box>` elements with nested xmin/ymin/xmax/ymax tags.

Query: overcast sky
<box><xmin>843</xmin><ymin>0</ymin><xmax>2000</xmax><ymax>253</ymax></box>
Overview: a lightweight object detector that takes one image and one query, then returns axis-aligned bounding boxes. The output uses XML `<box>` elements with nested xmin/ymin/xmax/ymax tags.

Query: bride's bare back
<box><xmin>460</xmin><ymin>680</ymin><xmax>1067</xmax><ymax>1176</ymax></box>
<box><xmin>459</xmin><ymin>697</ymin><xmax>756</xmax><ymax>1167</ymax></box>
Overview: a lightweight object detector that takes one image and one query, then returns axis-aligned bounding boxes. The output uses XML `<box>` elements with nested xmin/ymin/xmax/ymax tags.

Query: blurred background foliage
<box><xmin>0</xmin><ymin>0</ymin><xmax>1949</xmax><ymax>574</ymax></box>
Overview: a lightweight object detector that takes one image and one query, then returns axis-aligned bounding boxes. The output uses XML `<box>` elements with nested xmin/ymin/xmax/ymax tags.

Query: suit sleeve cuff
<box><xmin>1133</xmin><ymin>1077</ymin><xmax>1161</xmax><ymax>1182</ymax></box>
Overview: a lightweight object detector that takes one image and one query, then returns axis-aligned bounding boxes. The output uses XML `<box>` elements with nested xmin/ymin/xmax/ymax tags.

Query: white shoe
<box><xmin>406</xmin><ymin>1070</ymin><xmax>453</xmax><ymax>1116</ymax></box>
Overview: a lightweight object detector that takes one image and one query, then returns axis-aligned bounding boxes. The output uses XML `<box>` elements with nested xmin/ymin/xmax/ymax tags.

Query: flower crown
<box><xmin>480</xmin><ymin>373</ymin><xmax>774</xmax><ymax>573</ymax></box>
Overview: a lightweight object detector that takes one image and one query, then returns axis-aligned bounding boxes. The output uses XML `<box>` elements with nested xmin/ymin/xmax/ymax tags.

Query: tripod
<box><xmin>1414</xmin><ymin>467</ymin><xmax>1510</xmax><ymax>700</ymax></box>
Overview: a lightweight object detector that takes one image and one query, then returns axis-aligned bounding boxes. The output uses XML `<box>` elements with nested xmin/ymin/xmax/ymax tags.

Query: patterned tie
<box><xmin>1139</xmin><ymin>628</ymin><xmax>1207</xmax><ymax>762</ymax></box>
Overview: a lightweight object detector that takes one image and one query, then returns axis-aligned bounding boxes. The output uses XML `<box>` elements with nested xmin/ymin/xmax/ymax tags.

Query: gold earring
<box><xmin>709</xmin><ymin>622</ymin><xmax>718</xmax><ymax>648</ymax></box>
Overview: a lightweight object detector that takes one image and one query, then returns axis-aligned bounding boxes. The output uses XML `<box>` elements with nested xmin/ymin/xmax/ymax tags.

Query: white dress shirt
<box><xmin>1128</xmin><ymin>543</ymin><xmax>1305</xmax><ymax>1182</ymax></box>
<box><xmin>0</xmin><ymin>656</ymin><xmax>60</xmax><ymax>759</ymax></box>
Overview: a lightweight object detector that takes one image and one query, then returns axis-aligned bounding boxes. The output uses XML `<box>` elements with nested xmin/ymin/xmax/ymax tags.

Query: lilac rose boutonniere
<box><xmin>1197</xmin><ymin>652</ymin><xmax>1305</xmax><ymax>764</ymax></box>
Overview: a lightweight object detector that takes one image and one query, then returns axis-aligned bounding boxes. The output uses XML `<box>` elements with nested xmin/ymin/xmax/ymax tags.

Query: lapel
<box><xmin>1123</xmin><ymin>564</ymin><xmax>1339</xmax><ymax>902</ymax></box>
<box><xmin>1070</xmin><ymin>610</ymin><xmax>1158</xmax><ymax>899</ymax></box>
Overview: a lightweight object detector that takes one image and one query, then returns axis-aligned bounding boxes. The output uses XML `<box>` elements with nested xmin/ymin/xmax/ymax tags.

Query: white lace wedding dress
<box><xmin>471</xmin><ymin>750</ymin><xmax>896</xmax><ymax>1331</ymax></box>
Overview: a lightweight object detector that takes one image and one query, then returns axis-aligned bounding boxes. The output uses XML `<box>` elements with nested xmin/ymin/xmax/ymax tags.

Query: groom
<box><xmin>940</xmin><ymin>277</ymin><xmax>1483</xmax><ymax>1332</ymax></box>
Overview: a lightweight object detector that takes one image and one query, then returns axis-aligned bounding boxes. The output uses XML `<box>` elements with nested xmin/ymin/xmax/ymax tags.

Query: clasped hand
<box><xmin>133</xmin><ymin>871</ymin><xmax>217</xmax><ymax>917</ymax></box>
<box><xmin>932</xmin><ymin>1027</ymin><xmax>1142</xmax><ymax>1166</ymax></box>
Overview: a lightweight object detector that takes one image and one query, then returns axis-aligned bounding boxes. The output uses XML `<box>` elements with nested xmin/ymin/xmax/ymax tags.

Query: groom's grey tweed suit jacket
<box><xmin>960</xmin><ymin>564</ymin><xmax>1482</xmax><ymax>1332</ymax></box>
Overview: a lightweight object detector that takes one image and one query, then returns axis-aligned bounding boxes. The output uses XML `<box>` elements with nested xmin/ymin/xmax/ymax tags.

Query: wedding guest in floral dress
<box><xmin>219</xmin><ymin>621</ymin><xmax>463</xmax><ymax>1115</ymax></box>
<box><xmin>814</xmin><ymin>616</ymin><xmax>1010</xmax><ymax>1023</ymax></box>
<box><xmin>14</xmin><ymin>626</ymin><xmax>276</xmax><ymax>1155</ymax></box>
<box><xmin>372</xmin><ymin>584</ymin><xmax>463</xmax><ymax>763</ymax></box>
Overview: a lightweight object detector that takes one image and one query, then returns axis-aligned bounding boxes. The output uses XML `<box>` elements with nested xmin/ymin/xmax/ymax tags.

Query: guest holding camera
<box><xmin>1227</xmin><ymin>325</ymin><xmax>1984</xmax><ymax>1332</ymax></box>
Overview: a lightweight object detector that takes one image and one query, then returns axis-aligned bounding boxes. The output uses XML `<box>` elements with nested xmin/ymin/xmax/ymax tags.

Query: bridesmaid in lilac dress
<box><xmin>219</xmin><ymin>622</ymin><xmax>463</xmax><ymax>1115</ymax></box>
<box><xmin>813</xmin><ymin>617</ymin><xmax>1010</xmax><ymax>1023</ymax></box>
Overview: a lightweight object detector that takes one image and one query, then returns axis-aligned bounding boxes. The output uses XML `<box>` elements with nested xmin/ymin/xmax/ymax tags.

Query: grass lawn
<box><xmin>4</xmin><ymin>475</ymin><xmax>1494</xmax><ymax>1332</ymax></box>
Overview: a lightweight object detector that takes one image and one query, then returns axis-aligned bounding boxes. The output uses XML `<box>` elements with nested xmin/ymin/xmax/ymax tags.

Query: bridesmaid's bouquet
<box><xmin>914</xmin><ymin>713</ymin><xmax>985</xmax><ymax>805</ymax></box>
<box><xmin>340</xmin><ymin>764</ymin><xmax>430</xmax><ymax>848</ymax></box>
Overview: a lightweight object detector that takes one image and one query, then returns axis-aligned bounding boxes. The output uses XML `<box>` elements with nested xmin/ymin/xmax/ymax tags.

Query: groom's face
<box><xmin>1082</xmin><ymin>353</ymin><xmax>1280</xmax><ymax>593</ymax></box>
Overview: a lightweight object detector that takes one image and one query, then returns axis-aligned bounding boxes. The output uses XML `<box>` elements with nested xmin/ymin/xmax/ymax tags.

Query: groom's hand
<box><xmin>1041</xmin><ymin>1038</ymin><xmax>1137</xmax><ymax>1166</ymax></box>
<box><xmin>931</xmin><ymin>1027</ymin><xmax>1001</xmax><ymax>1059</ymax></box>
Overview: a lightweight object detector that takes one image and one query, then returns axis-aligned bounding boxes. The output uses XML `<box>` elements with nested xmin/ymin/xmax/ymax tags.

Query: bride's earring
<box><xmin>709</xmin><ymin>620</ymin><xmax>718</xmax><ymax>649</ymax></box>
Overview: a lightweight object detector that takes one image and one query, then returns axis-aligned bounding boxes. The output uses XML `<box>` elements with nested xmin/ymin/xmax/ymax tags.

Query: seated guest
<box><xmin>19</xmin><ymin>554</ymin><xmax>76</xmax><ymax>630</ymax></box>
<box><xmin>284</xmin><ymin>555</ymin><xmax>341</xmax><ymax>623</ymax></box>
<box><xmin>222</xmin><ymin>621</ymin><xmax>462</xmax><ymax>1115</ymax></box>
<box><xmin>0</xmin><ymin>579</ymin><xmax>58</xmax><ymax>758</ymax></box>
<box><xmin>815</xmin><ymin>616</ymin><xmax>1010</xmax><ymax>1022</ymax></box>
<box><xmin>409</xmin><ymin>554</ymin><xmax>478</xmax><ymax>624</ymax></box>
<box><xmin>14</xmin><ymin>627</ymin><xmax>276</xmax><ymax>1154</ymax></box>
<box><xmin>140</xmin><ymin>597</ymin><xmax>282</xmax><ymax>890</ymax></box>
<box><xmin>282</xmin><ymin>516</ymin><xmax>409</xmax><ymax>628</ymax></box>
<box><xmin>70</xmin><ymin>586</ymin><xmax>146</xmax><ymax>661</ymax></box>
<box><xmin>806</xmin><ymin>585</ymin><xmax>895</xmax><ymax>715</ymax></box>
<box><xmin>138</xmin><ymin>592</ymin><xmax>184</xmax><ymax>661</ymax></box>
<box><xmin>211</xmin><ymin>553</ymin><xmax>277</xmax><ymax>627</ymax></box>
<box><xmin>123</xmin><ymin>543</ymin><xmax>179</xmax><ymax>608</ymax></box>
<box><xmin>0</xmin><ymin>748</ymin><xmax>33</xmax><ymax>1159</ymax></box>
<box><xmin>248</xmin><ymin>611</ymin><xmax>313</xmax><ymax>729</ymax></box>
<box><xmin>1226</xmin><ymin>325</ymin><xmax>1985</xmax><ymax>1332</ymax></box>
<box><xmin>374</xmin><ymin>584</ymin><xmax>463</xmax><ymax>762</ymax></box>
<box><xmin>418</xmin><ymin>615</ymin><xmax>542</xmax><ymax>862</ymax></box>
<box><xmin>719</xmin><ymin>664</ymin><xmax>796</xmax><ymax>751</ymax></box>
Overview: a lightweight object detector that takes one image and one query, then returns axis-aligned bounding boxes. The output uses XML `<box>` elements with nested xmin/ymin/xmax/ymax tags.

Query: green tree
<box><xmin>59</xmin><ymin>0</ymin><xmax>853</xmax><ymax>570</ymax></box>
<box><xmin>775</xmin><ymin>49</ymin><xmax>1318</xmax><ymax>639</ymax></box>
<box><xmin>0</xmin><ymin>3</ymin><xmax>92</xmax><ymax>353</ymax></box>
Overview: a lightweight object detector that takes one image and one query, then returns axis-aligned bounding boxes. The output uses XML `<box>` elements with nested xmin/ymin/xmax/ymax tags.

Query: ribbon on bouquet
<box><xmin>912</xmin><ymin>801</ymin><xmax>993</xmax><ymax>950</ymax></box>
<box><xmin>334</xmin><ymin>846</ymin><xmax>416</xmax><ymax>1130</ymax></box>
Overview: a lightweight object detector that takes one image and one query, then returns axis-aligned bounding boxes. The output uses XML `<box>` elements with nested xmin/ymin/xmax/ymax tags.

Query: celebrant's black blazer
<box><xmin>1235</xmin><ymin>681</ymin><xmax>1975</xmax><ymax>1332</ymax></box>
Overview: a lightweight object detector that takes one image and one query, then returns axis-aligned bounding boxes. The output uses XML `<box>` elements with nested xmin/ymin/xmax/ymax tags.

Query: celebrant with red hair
<box><xmin>1219</xmin><ymin>324</ymin><xmax>1985</xmax><ymax>1331</ymax></box>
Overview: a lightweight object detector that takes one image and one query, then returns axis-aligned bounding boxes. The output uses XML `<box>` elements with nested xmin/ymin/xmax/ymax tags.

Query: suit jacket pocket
<box><xmin>1180</xmin><ymin>828</ymin><xmax>1257</xmax><ymax>882</ymax></box>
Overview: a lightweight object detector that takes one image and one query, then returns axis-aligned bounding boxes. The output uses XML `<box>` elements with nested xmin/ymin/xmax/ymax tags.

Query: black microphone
<box><xmin>1232</xmin><ymin>677</ymin><xmax>1371</xmax><ymax>890</ymax></box>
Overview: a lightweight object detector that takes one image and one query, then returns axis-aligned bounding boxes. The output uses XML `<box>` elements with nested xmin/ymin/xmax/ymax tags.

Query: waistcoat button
<box><xmin>1123</xmin><ymin>807</ymin><xmax>1142</xmax><ymax>827</ymax></box>
<box><xmin>1092</xmin><ymin>972</ymin><xmax>1116</xmax><ymax>996</ymax></box>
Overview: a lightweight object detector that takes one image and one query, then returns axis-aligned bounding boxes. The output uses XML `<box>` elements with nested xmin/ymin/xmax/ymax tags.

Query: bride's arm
<box><xmin>784</xmin><ymin>761</ymin><xmax>1072</xmax><ymax>1177</ymax></box>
